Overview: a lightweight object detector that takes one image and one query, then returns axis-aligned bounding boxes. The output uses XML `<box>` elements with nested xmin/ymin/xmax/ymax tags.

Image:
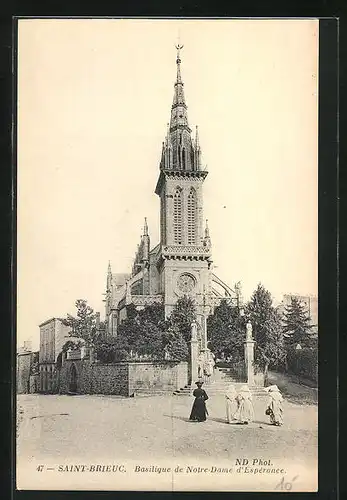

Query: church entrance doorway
<box><xmin>69</xmin><ymin>364</ymin><xmax>78</xmax><ymax>394</ymax></box>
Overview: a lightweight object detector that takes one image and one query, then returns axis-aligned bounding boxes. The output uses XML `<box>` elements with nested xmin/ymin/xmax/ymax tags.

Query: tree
<box><xmin>165</xmin><ymin>332</ymin><xmax>189</xmax><ymax>361</ymax></box>
<box><xmin>168</xmin><ymin>296</ymin><xmax>197</xmax><ymax>343</ymax></box>
<box><xmin>138</xmin><ymin>303</ymin><xmax>165</xmax><ymax>326</ymax></box>
<box><xmin>246</xmin><ymin>284</ymin><xmax>286</xmax><ymax>381</ymax></box>
<box><xmin>134</xmin><ymin>321</ymin><xmax>166</xmax><ymax>358</ymax></box>
<box><xmin>95</xmin><ymin>336</ymin><xmax>130</xmax><ymax>363</ymax></box>
<box><xmin>207</xmin><ymin>300</ymin><xmax>244</xmax><ymax>360</ymax></box>
<box><xmin>282</xmin><ymin>296</ymin><xmax>313</xmax><ymax>347</ymax></box>
<box><xmin>61</xmin><ymin>340</ymin><xmax>83</xmax><ymax>352</ymax></box>
<box><xmin>64</xmin><ymin>299</ymin><xmax>98</xmax><ymax>346</ymax></box>
<box><xmin>116</xmin><ymin>303</ymin><xmax>167</xmax><ymax>359</ymax></box>
<box><xmin>161</xmin><ymin>320</ymin><xmax>190</xmax><ymax>361</ymax></box>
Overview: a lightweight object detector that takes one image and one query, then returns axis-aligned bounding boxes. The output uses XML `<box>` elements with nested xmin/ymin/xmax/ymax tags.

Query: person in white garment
<box><xmin>234</xmin><ymin>385</ymin><xmax>255</xmax><ymax>424</ymax></box>
<box><xmin>225</xmin><ymin>384</ymin><xmax>237</xmax><ymax>423</ymax></box>
<box><xmin>265</xmin><ymin>385</ymin><xmax>284</xmax><ymax>426</ymax></box>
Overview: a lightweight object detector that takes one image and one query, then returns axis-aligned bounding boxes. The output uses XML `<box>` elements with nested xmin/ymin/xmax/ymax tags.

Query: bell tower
<box><xmin>155</xmin><ymin>45</ymin><xmax>212</xmax><ymax>320</ymax></box>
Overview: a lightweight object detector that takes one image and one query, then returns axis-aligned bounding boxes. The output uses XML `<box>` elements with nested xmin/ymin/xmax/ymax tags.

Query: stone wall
<box><xmin>59</xmin><ymin>360</ymin><xmax>128</xmax><ymax>395</ymax></box>
<box><xmin>29</xmin><ymin>374</ymin><xmax>40</xmax><ymax>393</ymax></box>
<box><xmin>17</xmin><ymin>353</ymin><xmax>32</xmax><ymax>394</ymax></box>
<box><xmin>58</xmin><ymin>359</ymin><xmax>188</xmax><ymax>396</ymax></box>
<box><xmin>128</xmin><ymin>361</ymin><xmax>188</xmax><ymax>394</ymax></box>
<box><xmin>90</xmin><ymin>364</ymin><xmax>129</xmax><ymax>395</ymax></box>
<box><xmin>59</xmin><ymin>360</ymin><xmax>131</xmax><ymax>396</ymax></box>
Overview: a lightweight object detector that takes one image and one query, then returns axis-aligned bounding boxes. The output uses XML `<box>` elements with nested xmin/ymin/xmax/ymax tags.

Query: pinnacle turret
<box><xmin>143</xmin><ymin>217</ymin><xmax>148</xmax><ymax>237</ymax></box>
<box><xmin>204</xmin><ymin>219</ymin><xmax>212</xmax><ymax>248</ymax></box>
<box><xmin>106</xmin><ymin>261</ymin><xmax>112</xmax><ymax>291</ymax></box>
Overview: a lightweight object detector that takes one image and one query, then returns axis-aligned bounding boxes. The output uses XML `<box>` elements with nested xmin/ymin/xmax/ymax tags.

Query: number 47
<box><xmin>36</xmin><ymin>465</ymin><xmax>44</xmax><ymax>472</ymax></box>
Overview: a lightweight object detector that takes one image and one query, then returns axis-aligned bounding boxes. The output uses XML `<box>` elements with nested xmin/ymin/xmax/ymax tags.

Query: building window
<box><xmin>187</xmin><ymin>188</ymin><xmax>197</xmax><ymax>244</ymax></box>
<box><xmin>173</xmin><ymin>188</ymin><xmax>183</xmax><ymax>244</ymax></box>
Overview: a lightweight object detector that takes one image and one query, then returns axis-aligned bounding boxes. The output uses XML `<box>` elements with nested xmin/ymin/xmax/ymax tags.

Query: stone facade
<box><xmin>29</xmin><ymin>374</ymin><xmax>40</xmax><ymax>393</ymax></box>
<box><xmin>17</xmin><ymin>345</ymin><xmax>39</xmax><ymax>394</ymax></box>
<box><xmin>17</xmin><ymin>352</ymin><xmax>32</xmax><ymax>394</ymax></box>
<box><xmin>58</xmin><ymin>358</ymin><xmax>188</xmax><ymax>396</ymax></box>
<box><xmin>128</xmin><ymin>361</ymin><xmax>188</xmax><ymax>394</ymax></box>
<box><xmin>38</xmin><ymin>317</ymin><xmax>79</xmax><ymax>393</ymax></box>
<box><xmin>104</xmin><ymin>47</ymin><xmax>240</xmax><ymax>337</ymax></box>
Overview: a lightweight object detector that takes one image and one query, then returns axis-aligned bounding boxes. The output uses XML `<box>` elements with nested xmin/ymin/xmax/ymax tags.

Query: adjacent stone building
<box><xmin>17</xmin><ymin>341</ymin><xmax>39</xmax><ymax>394</ymax></box>
<box><xmin>104</xmin><ymin>46</ymin><xmax>240</xmax><ymax>338</ymax></box>
<box><xmin>38</xmin><ymin>317</ymin><xmax>76</xmax><ymax>393</ymax></box>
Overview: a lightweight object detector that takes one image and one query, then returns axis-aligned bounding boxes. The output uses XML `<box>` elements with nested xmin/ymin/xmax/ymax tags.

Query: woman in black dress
<box><xmin>189</xmin><ymin>381</ymin><xmax>209</xmax><ymax>422</ymax></box>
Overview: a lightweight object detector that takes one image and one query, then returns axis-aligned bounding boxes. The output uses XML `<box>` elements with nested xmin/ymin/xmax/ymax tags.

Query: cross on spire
<box><xmin>176</xmin><ymin>43</ymin><xmax>183</xmax><ymax>64</ymax></box>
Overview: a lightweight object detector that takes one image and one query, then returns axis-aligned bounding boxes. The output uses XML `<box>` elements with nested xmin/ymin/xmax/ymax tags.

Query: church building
<box><xmin>104</xmin><ymin>46</ymin><xmax>240</xmax><ymax>338</ymax></box>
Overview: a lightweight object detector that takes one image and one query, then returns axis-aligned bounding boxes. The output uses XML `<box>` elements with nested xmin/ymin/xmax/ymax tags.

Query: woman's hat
<box><xmin>195</xmin><ymin>380</ymin><xmax>203</xmax><ymax>386</ymax></box>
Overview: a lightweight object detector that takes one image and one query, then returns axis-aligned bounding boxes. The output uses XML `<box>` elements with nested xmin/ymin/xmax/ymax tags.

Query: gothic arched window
<box><xmin>173</xmin><ymin>188</ymin><xmax>183</xmax><ymax>244</ymax></box>
<box><xmin>187</xmin><ymin>188</ymin><xmax>197</xmax><ymax>245</ymax></box>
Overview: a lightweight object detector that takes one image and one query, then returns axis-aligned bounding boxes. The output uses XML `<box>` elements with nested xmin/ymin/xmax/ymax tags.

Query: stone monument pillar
<box><xmin>244</xmin><ymin>321</ymin><xmax>255</xmax><ymax>386</ymax></box>
<box><xmin>201</xmin><ymin>314</ymin><xmax>208</xmax><ymax>351</ymax></box>
<box><xmin>190</xmin><ymin>321</ymin><xmax>199</xmax><ymax>384</ymax></box>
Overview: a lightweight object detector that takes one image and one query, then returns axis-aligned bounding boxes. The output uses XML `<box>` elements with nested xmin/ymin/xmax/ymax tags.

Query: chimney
<box><xmin>23</xmin><ymin>340</ymin><xmax>32</xmax><ymax>352</ymax></box>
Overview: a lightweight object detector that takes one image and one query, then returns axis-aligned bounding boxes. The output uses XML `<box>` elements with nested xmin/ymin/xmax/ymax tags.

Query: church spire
<box><xmin>170</xmin><ymin>44</ymin><xmax>190</xmax><ymax>133</ymax></box>
<box><xmin>175</xmin><ymin>44</ymin><xmax>183</xmax><ymax>83</ymax></box>
<box><xmin>156</xmin><ymin>45</ymin><xmax>208</xmax><ymax>191</ymax></box>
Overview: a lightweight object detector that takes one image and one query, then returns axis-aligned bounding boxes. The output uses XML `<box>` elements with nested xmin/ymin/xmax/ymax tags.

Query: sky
<box><xmin>17</xmin><ymin>19</ymin><xmax>318</xmax><ymax>350</ymax></box>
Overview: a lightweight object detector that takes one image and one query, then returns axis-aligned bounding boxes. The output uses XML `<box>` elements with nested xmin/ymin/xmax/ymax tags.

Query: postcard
<box><xmin>16</xmin><ymin>18</ymin><xmax>318</xmax><ymax>492</ymax></box>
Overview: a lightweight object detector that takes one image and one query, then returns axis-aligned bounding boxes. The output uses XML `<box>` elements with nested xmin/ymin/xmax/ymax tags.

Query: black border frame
<box><xmin>0</xmin><ymin>12</ymin><xmax>339</xmax><ymax>500</ymax></box>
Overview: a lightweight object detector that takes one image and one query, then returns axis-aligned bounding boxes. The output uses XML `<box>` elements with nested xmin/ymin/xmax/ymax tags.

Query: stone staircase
<box><xmin>132</xmin><ymin>368</ymin><xmax>268</xmax><ymax>398</ymax></box>
<box><xmin>132</xmin><ymin>388</ymin><xmax>175</xmax><ymax>397</ymax></box>
<box><xmin>173</xmin><ymin>368</ymin><xmax>267</xmax><ymax>397</ymax></box>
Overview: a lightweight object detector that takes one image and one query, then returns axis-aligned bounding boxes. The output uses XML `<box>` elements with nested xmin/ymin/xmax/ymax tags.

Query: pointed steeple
<box><xmin>143</xmin><ymin>217</ymin><xmax>148</xmax><ymax>236</ymax></box>
<box><xmin>205</xmin><ymin>219</ymin><xmax>210</xmax><ymax>238</ymax></box>
<box><xmin>155</xmin><ymin>44</ymin><xmax>208</xmax><ymax>196</ymax></box>
<box><xmin>170</xmin><ymin>44</ymin><xmax>190</xmax><ymax>133</ymax></box>
<box><xmin>204</xmin><ymin>219</ymin><xmax>211</xmax><ymax>248</ymax></box>
<box><xmin>106</xmin><ymin>261</ymin><xmax>112</xmax><ymax>291</ymax></box>
<box><xmin>195</xmin><ymin>125</ymin><xmax>202</xmax><ymax>170</ymax></box>
<box><xmin>142</xmin><ymin>217</ymin><xmax>150</xmax><ymax>262</ymax></box>
<box><xmin>195</xmin><ymin>125</ymin><xmax>200</xmax><ymax>148</ymax></box>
